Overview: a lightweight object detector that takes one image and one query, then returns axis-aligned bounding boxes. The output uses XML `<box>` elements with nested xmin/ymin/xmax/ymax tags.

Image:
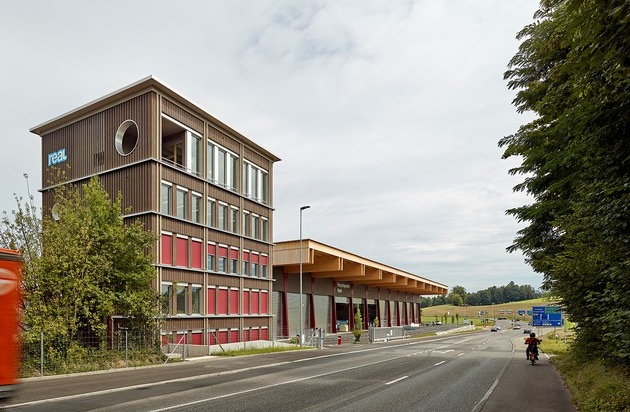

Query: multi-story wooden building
<box><xmin>31</xmin><ymin>76</ymin><xmax>279</xmax><ymax>345</ymax></box>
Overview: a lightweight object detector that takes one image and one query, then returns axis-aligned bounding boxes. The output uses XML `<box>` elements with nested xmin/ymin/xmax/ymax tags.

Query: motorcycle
<box><xmin>527</xmin><ymin>341</ymin><xmax>542</xmax><ymax>365</ymax></box>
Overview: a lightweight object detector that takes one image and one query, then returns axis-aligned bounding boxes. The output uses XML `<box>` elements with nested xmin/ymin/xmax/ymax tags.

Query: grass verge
<box><xmin>543</xmin><ymin>332</ymin><xmax>630</xmax><ymax>411</ymax></box>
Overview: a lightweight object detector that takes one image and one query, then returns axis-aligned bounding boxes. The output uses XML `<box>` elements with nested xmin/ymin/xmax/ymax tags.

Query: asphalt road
<box><xmin>2</xmin><ymin>325</ymin><xmax>575</xmax><ymax>412</ymax></box>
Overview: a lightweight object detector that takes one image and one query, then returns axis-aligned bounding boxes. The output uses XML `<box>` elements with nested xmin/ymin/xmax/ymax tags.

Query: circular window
<box><xmin>115</xmin><ymin>120</ymin><xmax>139</xmax><ymax>156</ymax></box>
<box><xmin>51</xmin><ymin>203</ymin><xmax>60</xmax><ymax>221</ymax></box>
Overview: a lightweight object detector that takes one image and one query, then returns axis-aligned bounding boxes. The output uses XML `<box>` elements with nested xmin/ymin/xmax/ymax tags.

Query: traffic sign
<box><xmin>532</xmin><ymin>306</ymin><xmax>562</xmax><ymax>327</ymax></box>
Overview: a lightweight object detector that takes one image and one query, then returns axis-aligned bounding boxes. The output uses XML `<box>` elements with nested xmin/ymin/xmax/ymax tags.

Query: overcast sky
<box><xmin>1</xmin><ymin>0</ymin><xmax>541</xmax><ymax>293</ymax></box>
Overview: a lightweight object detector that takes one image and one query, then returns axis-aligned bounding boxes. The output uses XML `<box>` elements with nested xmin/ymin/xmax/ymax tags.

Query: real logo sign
<box><xmin>48</xmin><ymin>148</ymin><xmax>68</xmax><ymax>167</ymax></box>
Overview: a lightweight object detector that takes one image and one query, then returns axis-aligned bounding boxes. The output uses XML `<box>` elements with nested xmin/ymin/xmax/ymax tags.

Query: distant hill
<box><xmin>420</xmin><ymin>298</ymin><xmax>559</xmax><ymax>323</ymax></box>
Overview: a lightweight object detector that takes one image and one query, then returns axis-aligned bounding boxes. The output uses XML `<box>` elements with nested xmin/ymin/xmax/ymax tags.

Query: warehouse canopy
<box><xmin>274</xmin><ymin>239</ymin><xmax>448</xmax><ymax>295</ymax></box>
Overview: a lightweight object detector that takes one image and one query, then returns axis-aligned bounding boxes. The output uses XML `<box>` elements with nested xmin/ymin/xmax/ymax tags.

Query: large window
<box><xmin>218</xmin><ymin>245</ymin><xmax>228</xmax><ymax>272</ymax></box>
<box><xmin>261</xmin><ymin>218</ymin><xmax>269</xmax><ymax>242</ymax></box>
<box><xmin>242</xmin><ymin>250</ymin><xmax>249</xmax><ymax>276</ymax></box>
<box><xmin>161</xmin><ymin>232</ymin><xmax>173</xmax><ymax>265</ymax></box>
<box><xmin>176</xmin><ymin>284</ymin><xmax>187</xmax><ymax>314</ymax></box>
<box><xmin>230</xmin><ymin>247</ymin><xmax>239</xmax><ymax>274</ymax></box>
<box><xmin>218</xmin><ymin>203</ymin><xmax>228</xmax><ymax>231</ymax></box>
<box><xmin>191</xmin><ymin>285</ymin><xmax>202</xmax><ymax>314</ymax></box>
<box><xmin>191</xmin><ymin>238</ymin><xmax>202</xmax><ymax>269</ymax></box>
<box><xmin>192</xmin><ymin>192</ymin><xmax>202</xmax><ymax>223</ymax></box>
<box><xmin>161</xmin><ymin>283</ymin><xmax>173</xmax><ymax>315</ymax></box>
<box><xmin>161</xmin><ymin>181</ymin><xmax>172</xmax><ymax>215</ymax></box>
<box><xmin>176</xmin><ymin>236</ymin><xmax>188</xmax><ymax>267</ymax></box>
<box><xmin>252</xmin><ymin>214</ymin><xmax>260</xmax><ymax>240</ymax></box>
<box><xmin>207</xmin><ymin>141</ymin><xmax>238</xmax><ymax>191</ymax></box>
<box><xmin>243</xmin><ymin>211</ymin><xmax>250</xmax><ymax>237</ymax></box>
<box><xmin>207</xmin><ymin>198</ymin><xmax>215</xmax><ymax>227</ymax></box>
<box><xmin>243</xmin><ymin>161</ymin><xmax>269</xmax><ymax>204</ymax></box>
<box><xmin>251</xmin><ymin>253</ymin><xmax>259</xmax><ymax>277</ymax></box>
<box><xmin>261</xmin><ymin>254</ymin><xmax>268</xmax><ymax>278</ymax></box>
<box><xmin>176</xmin><ymin>187</ymin><xmax>188</xmax><ymax>219</ymax></box>
<box><xmin>207</xmin><ymin>243</ymin><xmax>216</xmax><ymax>271</ymax></box>
<box><xmin>186</xmin><ymin>131</ymin><xmax>202</xmax><ymax>176</ymax></box>
<box><xmin>230</xmin><ymin>206</ymin><xmax>239</xmax><ymax>233</ymax></box>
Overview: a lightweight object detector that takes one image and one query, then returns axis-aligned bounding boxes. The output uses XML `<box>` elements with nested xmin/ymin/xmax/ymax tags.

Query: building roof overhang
<box><xmin>30</xmin><ymin>75</ymin><xmax>281</xmax><ymax>162</ymax></box>
<box><xmin>273</xmin><ymin>239</ymin><xmax>448</xmax><ymax>296</ymax></box>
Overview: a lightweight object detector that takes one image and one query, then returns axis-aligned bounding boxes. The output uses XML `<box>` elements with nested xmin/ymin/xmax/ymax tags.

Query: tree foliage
<box><xmin>500</xmin><ymin>0</ymin><xmax>630</xmax><ymax>363</ymax></box>
<box><xmin>421</xmin><ymin>282</ymin><xmax>540</xmax><ymax>307</ymax></box>
<box><xmin>1</xmin><ymin>177</ymin><xmax>159</xmax><ymax>348</ymax></box>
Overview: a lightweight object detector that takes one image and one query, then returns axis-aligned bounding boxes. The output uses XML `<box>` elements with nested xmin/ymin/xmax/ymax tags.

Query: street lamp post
<box><xmin>299</xmin><ymin>205</ymin><xmax>310</xmax><ymax>346</ymax></box>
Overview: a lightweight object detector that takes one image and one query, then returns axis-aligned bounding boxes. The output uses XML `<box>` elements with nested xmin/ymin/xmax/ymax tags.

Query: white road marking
<box><xmin>435</xmin><ymin>361</ymin><xmax>446</xmax><ymax>366</ymax></box>
<box><xmin>385</xmin><ymin>376</ymin><xmax>408</xmax><ymax>385</ymax></box>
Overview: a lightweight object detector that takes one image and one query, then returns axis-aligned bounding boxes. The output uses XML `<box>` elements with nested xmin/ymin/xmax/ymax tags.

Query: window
<box><xmin>261</xmin><ymin>290</ymin><xmax>269</xmax><ymax>314</ymax></box>
<box><xmin>242</xmin><ymin>250</ymin><xmax>249</xmax><ymax>276</ymax></box>
<box><xmin>243</xmin><ymin>211</ymin><xmax>250</xmax><ymax>237</ymax></box>
<box><xmin>229</xmin><ymin>288</ymin><xmax>239</xmax><ymax>314</ymax></box>
<box><xmin>176</xmin><ymin>187</ymin><xmax>188</xmax><ymax>219</ymax></box>
<box><xmin>230</xmin><ymin>247</ymin><xmax>239</xmax><ymax>274</ymax></box>
<box><xmin>176</xmin><ymin>284</ymin><xmax>187</xmax><ymax>314</ymax></box>
<box><xmin>207</xmin><ymin>286</ymin><xmax>216</xmax><ymax>315</ymax></box>
<box><xmin>161</xmin><ymin>181</ymin><xmax>172</xmax><ymax>215</ymax></box>
<box><xmin>191</xmin><ymin>238</ymin><xmax>202</xmax><ymax>269</ymax></box>
<box><xmin>261</xmin><ymin>254</ymin><xmax>268</xmax><ymax>278</ymax></box>
<box><xmin>207</xmin><ymin>141</ymin><xmax>238</xmax><ymax>190</ymax></box>
<box><xmin>207</xmin><ymin>141</ymin><xmax>215</xmax><ymax>182</ymax></box>
<box><xmin>115</xmin><ymin>120</ymin><xmax>139</xmax><ymax>156</ymax></box>
<box><xmin>230</xmin><ymin>206</ymin><xmax>239</xmax><ymax>233</ymax></box>
<box><xmin>218</xmin><ymin>245</ymin><xmax>228</xmax><ymax>272</ymax></box>
<box><xmin>251</xmin><ymin>252</ymin><xmax>259</xmax><ymax>277</ymax></box>
<box><xmin>207</xmin><ymin>243</ymin><xmax>216</xmax><ymax>271</ymax></box>
<box><xmin>161</xmin><ymin>283</ymin><xmax>173</xmax><ymax>315</ymax></box>
<box><xmin>218</xmin><ymin>203</ymin><xmax>228</xmax><ymax>231</ymax></box>
<box><xmin>243</xmin><ymin>289</ymin><xmax>250</xmax><ymax>314</ymax></box>
<box><xmin>218</xmin><ymin>288</ymin><xmax>228</xmax><ymax>315</ymax></box>
<box><xmin>191</xmin><ymin>285</ymin><xmax>202</xmax><ymax>314</ymax></box>
<box><xmin>161</xmin><ymin>232</ymin><xmax>173</xmax><ymax>265</ymax></box>
<box><xmin>187</xmin><ymin>131</ymin><xmax>202</xmax><ymax>176</ymax></box>
<box><xmin>243</xmin><ymin>161</ymin><xmax>269</xmax><ymax>204</ymax></box>
<box><xmin>261</xmin><ymin>218</ymin><xmax>269</xmax><ymax>242</ymax></box>
<box><xmin>176</xmin><ymin>236</ymin><xmax>188</xmax><ymax>267</ymax></box>
<box><xmin>192</xmin><ymin>192</ymin><xmax>202</xmax><ymax>223</ymax></box>
<box><xmin>252</xmin><ymin>214</ymin><xmax>260</xmax><ymax>240</ymax></box>
<box><xmin>207</xmin><ymin>198</ymin><xmax>215</xmax><ymax>227</ymax></box>
<box><xmin>251</xmin><ymin>289</ymin><xmax>259</xmax><ymax>315</ymax></box>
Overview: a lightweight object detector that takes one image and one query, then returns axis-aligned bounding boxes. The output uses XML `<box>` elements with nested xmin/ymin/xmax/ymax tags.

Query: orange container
<box><xmin>0</xmin><ymin>248</ymin><xmax>23</xmax><ymax>399</ymax></box>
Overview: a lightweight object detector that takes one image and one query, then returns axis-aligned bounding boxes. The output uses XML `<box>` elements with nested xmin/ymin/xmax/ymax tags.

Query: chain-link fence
<box><xmin>20</xmin><ymin>327</ymin><xmax>164</xmax><ymax>378</ymax></box>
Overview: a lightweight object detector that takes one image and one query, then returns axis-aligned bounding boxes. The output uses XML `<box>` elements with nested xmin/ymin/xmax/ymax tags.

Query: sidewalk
<box><xmin>477</xmin><ymin>338</ymin><xmax>576</xmax><ymax>411</ymax></box>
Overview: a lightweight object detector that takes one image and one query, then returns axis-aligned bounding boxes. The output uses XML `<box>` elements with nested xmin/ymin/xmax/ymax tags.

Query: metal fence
<box><xmin>20</xmin><ymin>328</ymin><xmax>163</xmax><ymax>378</ymax></box>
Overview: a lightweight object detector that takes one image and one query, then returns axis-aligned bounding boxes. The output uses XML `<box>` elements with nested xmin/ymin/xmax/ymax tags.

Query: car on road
<box><xmin>514</xmin><ymin>325</ymin><xmax>521</xmax><ymax>330</ymax></box>
<box><xmin>524</xmin><ymin>329</ymin><xmax>531</xmax><ymax>334</ymax></box>
<box><xmin>491</xmin><ymin>326</ymin><xmax>499</xmax><ymax>332</ymax></box>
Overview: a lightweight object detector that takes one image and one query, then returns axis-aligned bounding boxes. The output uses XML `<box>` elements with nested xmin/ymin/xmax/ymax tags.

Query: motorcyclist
<box><xmin>525</xmin><ymin>332</ymin><xmax>541</xmax><ymax>360</ymax></box>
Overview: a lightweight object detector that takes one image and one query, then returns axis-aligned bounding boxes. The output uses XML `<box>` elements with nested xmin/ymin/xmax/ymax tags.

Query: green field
<box><xmin>420</xmin><ymin>298</ymin><xmax>559</xmax><ymax>324</ymax></box>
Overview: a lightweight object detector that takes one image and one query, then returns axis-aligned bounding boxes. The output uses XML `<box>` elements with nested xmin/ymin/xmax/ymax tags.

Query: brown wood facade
<box><xmin>32</xmin><ymin>77</ymin><xmax>280</xmax><ymax>346</ymax></box>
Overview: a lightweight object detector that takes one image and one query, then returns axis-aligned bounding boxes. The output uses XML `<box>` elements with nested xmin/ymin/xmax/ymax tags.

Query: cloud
<box><xmin>0</xmin><ymin>0</ymin><xmax>541</xmax><ymax>293</ymax></box>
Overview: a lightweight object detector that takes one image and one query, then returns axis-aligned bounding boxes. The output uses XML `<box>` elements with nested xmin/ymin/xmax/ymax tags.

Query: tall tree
<box><xmin>500</xmin><ymin>0</ymin><xmax>630</xmax><ymax>363</ymax></box>
<box><xmin>3</xmin><ymin>176</ymin><xmax>160</xmax><ymax>347</ymax></box>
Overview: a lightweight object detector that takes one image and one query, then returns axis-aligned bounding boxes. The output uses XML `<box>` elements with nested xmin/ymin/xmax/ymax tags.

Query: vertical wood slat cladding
<box><xmin>208</xmin><ymin>125</ymin><xmax>240</xmax><ymax>154</ymax></box>
<box><xmin>244</xmin><ymin>319</ymin><xmax>270</xmax><ymax>328</ymax></box>
<box><xmin>162</xmin><ymin>166</ymin><xmax>205</xmax><ymax>195</ymax></box>
<box><xmin>41</xmin><ymin>93</ymin><xmax>155</xmax><ymax>185</ymax></box>
<box><xmin>243</xmin><ymin>278</ymin><xmax>271</xmax><ymax>290</ymax></box>
<box><xmin>243</xmin><ymin>147</ymin><xmax>271</xmax><ymax>171</ymax></box>
<box><xmin>208</xmin><ymin>274</ymin><xmax>239</xmax><ymax>288</ymax></box>
<box><xmin>162</xmin><ymin>98</ymin><xmax>204</xmax><ymax>134</ymax></box>
<box><xmin>100</xmin><ymin>163</ymin><xmax>154</xmax><ymax>214</ymax></box>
